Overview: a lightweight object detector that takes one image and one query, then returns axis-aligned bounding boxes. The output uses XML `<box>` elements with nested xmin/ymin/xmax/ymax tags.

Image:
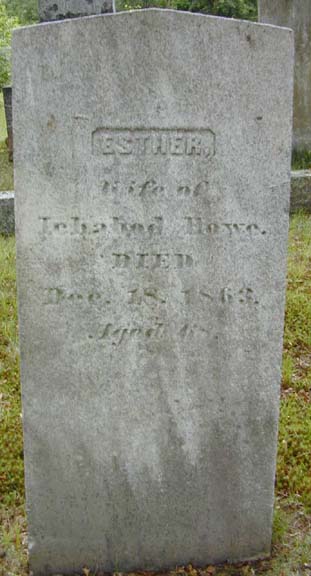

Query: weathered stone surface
<box><xmin>13</xmin><ymin>10</ymin><xmax>294</xmax><ymax>575</ymax></box>
<box><xmin>258</xmin><ymin>0</ymin><xmax>311</xmax><ymax>151</ymax></box>
<box><xmin>290</xmin><ymin>170</ymin><xmax>311</xmax><ymax>213</ymax></box>
<box><xmin>0</xmin><ymin>192</ymin><xmax>15</xmax><ymax>235</ymax></box>
<box><xmin>39</xmin><ymin>0</ymin><xmax>115</xmax><ymax>21</ymax></box>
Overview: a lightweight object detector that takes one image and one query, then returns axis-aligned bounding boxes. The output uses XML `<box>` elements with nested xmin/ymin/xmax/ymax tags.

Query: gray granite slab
<box><xmin>0</xmin><ymin>192</ymin><xmax>15</xmax><ymax>235</ymax></box>
<box><xmin>39</xmin><ymin>0</ymin><xmax>115</xmax><ymax>21</ymax></box>
<box><xmin>13</xmin><ymin>10</ymin><xmax>294</xmax><ymax>575</ymax></box>
<box><xmin>258</xmin><ymin>0</ymin><xmax>311</xmax><ymax>151</ymax></box>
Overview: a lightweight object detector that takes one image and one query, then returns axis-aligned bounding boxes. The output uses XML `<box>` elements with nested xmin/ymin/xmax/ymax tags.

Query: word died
<box><xmin>111</xmin><ymin>253</ymin><xmax>194</xmax><ymax>269</ymax></box>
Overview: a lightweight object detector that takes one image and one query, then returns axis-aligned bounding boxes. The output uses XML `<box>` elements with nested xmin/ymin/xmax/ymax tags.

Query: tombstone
<box><xmin>39</xmin><ymin>0</ymin><xmax>115</xmax><ymax>21</ymax></box>
<box><xmin>258</xmin><ymin>0</ymin><xmax>311</xmax><ymax>151</ymax></box>
<box><xmin>13</xmin><ymin>10</ymin><xmax>294</xmax><ymax>575</ymax></box>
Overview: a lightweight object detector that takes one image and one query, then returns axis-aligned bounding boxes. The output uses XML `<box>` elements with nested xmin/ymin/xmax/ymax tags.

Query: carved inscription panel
<box><xmin>35</xmin><ymin>125</ymin><xmax>272</xmax><ymax>350</ymax></box>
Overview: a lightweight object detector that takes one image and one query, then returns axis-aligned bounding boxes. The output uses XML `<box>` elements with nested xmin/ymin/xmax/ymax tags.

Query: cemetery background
<box><xmin>0</xmin><ymin>0</ymin><xmax>310</xmax><ymax>574</ymax></box>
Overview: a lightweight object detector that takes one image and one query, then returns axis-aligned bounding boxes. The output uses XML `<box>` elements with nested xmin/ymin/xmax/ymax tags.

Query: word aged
<box><xmin>88</xmin><ymin>318</ymin><xmax>259</xmax><ymax>347</ymax></box>
<box><xmin>89</xmin><ymin>321</ymin><xmax>167</xmax><ymax>345</ymax></box>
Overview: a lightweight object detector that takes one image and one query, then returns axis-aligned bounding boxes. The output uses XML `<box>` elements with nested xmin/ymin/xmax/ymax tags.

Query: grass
<box><xmin>0</xmin><ymin>236</ymin><xmax>25</xmax><ymax>576</ymax></box>
<box><xmin>292</xmin><ymin>149</ymin><xmax>311</xmax><ymax>171</ymax></box>
<box><xmin>0</xmin><ymin>215</ymin><xmax>311</xmax><ymax>575</ymax></box>
<box><xmin>276</xmin><ymin>214</ymin><xmax>311</xmax><ymax>517</ymax></box>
